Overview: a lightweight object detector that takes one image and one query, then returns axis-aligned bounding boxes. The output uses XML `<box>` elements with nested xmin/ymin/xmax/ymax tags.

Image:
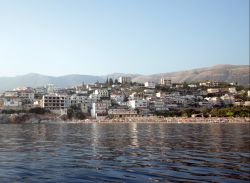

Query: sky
<box><xmin>0</xmin><ymin>0</ymin><xmax>249</xmax><ymax>76</ymax></box>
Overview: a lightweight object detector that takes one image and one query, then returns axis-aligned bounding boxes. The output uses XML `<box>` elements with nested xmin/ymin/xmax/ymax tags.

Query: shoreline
<box><xmin>0</xmin><ymin>113</ymin><xmax>249</xmax><ymax>124</ymax></box>
<box><xmin>71</xmin><ymin>116</ymin><xmax>250</xmax><ymax>124</ymax></box>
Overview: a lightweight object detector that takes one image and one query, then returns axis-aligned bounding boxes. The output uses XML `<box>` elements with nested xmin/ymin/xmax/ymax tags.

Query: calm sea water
<box><xmin>0</xmin><ymin>123</ymin><xmax>249</xmax><ymax>183</ymax></box>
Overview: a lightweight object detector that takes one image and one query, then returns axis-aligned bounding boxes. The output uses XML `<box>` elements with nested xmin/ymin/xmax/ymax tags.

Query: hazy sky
<box><xmin>0</xmin><ymin>0</ymin><xmax>249</xmax><ymax>76</ymax></box>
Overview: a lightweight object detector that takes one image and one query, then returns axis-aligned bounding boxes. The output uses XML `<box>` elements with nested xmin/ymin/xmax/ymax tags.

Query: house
<box><xmin>3</xmin><ymin>97</ymin><xmax>22</xmax><ymax>109</ymax></box>
<box><xmin>160</xmin><ymin>78</ymin><xmax>171</xmax><ymax>86</ymax></box>
<box><xmin>94</xmin><ymin>89</ymin><xmax>109</xmax><ymax>98</ymax></box>
<box><xmin>110</xmin><ymin>92</ymin><xmax>125</xmax><ymax>103</ymax></box>
<box><xmin>128</xmin><ymin>99</ymin><xmax>148</xmax><ymax>109</ymax></box>
<box><xmin>228</xmin><ymin>87</ymin><xmax>237</xmax><ymax>94</ymax></box>
<box><xmin>207</xmin><ymin>88</ymin><xmax>220</xmax><ymax>94</ymax></box>
<box><xmin>91</xmin><ymin>102</ymin><xmax>109</xmax><ymax>118</ymax></box>
<box><xmin>108</xmin><ymin>107</ymin><xmax>138</xmax><ymax>118</ymax></box>
<box><xmin>144</xmin><ymin>81</ymin><xmax>156</xmax><ymax>89</ymax></box>
<box><xmin>221</xmin><ymin>94</ymin><xmax>235</xmax><ymax>105</ymax></box>
<box><xmin>205</xmin><ymin>97</ymin><xmax>222</xmax><ymax>106</ymax></box>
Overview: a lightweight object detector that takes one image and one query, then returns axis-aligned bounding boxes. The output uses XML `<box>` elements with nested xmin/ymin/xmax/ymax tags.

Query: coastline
<box><xmin>0</xmin><ymin>113</ymin><xmax>249</xmax><ymax>124</ymax></box>
<box><xmin>71</xmin><ymin>116</ymin><xmax>250</xmax><ymax>124</ymax></box>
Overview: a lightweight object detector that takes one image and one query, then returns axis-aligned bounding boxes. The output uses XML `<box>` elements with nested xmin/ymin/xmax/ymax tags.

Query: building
<box><xmin>207</xmin><ymin>88</ymin><xmax>220</xmax><ymax>94</ymax></box>
<box><xmin>118</xmin><ymin>76</ymin><xmax>132</xmax><ymax>84</ymax></box>
<box><xmin>110</xmin><ymin>92</ymin><xmax>125</xmax><ymax>103</ymax></box>
<box><xmin>94</xmin><ymin>89</ymin><xmax>109</xmax><ymax>98</ymax></box>
<box><xmin>221</xmin><ymin>94</ymin><xmax>235</xmax><ymax>106</ymax></box>
<box><xmin>70</xmin><ymin>94</ymin><xmax>88</xmax><ymax>105</ymax></box>
<box><xmin>42</xmin><ymin>94</ymin><xmax>70</xmax><ymax>111</ymax></box>
<box><xmin>144</xmin><ymin>81</ymin><xmax>156</xmax><ymax>89</ymax></box>
<box><xmin>91</xmin><ymin>102</ymin><xmax>109</xmax><ymax>118</ymax></box>
<box><xmin>228</xmin><ymin>87</ymin><xmax>237</xmax><ymax>94</ymax></box>
<box><xmin>160</xmin><ymin>78</ymin><xmax>171</xmax><ymax>86</ymax></box>
<box><xmin>3</xmin><ymin>98</ymin><xmax>22</xmax><ymax>108</ymax></box>
<box><xmin>128</xmin><ymin>99</ymin><xmax>148</xmax><ymax>109</ymax></box>
<box><xmin>4</xmin><ymin>91</ymin><xmax>19</xmax><ymax>98</ymax></box>
<box><xmin>108</xmin><ymin>107</ymin><xmax>138</xmax><ymax>118</ymax></box>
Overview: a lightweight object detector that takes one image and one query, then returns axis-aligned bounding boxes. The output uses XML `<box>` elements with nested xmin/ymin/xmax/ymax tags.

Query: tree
<box><xmin>67</xmin><ymin>105</ymin><xmax>86</xmax><ymax>120</ymax></box>
<box><xmin>114</xmin><ymin>79</ymin><xmax>119</xmax><ymax>85</ymax></box>
<box><xmin>109</xmin><ymin>78</ymin><xmax>114</xmax><ymax>86</ymax></box>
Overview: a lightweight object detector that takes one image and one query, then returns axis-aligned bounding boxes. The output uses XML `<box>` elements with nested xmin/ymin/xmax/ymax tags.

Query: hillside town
<box><xmin>0</xmin><ymin>77</ymin><xmax>249</xmax><ymax>120</ymax></box>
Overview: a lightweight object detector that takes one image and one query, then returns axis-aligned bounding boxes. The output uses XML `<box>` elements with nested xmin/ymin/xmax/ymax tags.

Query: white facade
<box><xmin>94</xmin><ymin>89</ymin><xmax>109</xmax><ymax>98</ymax></box>
<box><xmin>118</xmin><ymin>77</ymin><xmax>132</xmax><ymax>84</ymax></box>
<box><xmin>3</xmin><ymin>98</ymin><xmax>22</xmax><ymax>107</ymax></box>
<box><xmin>110</xmin><ymin>93</ymin><xmax>125</xmax><ymax>103</ymax></box>
<box><xmin>144</xmin><ymin>82</ymin><xmax>156</xmax><ymax>89</ymax></box>
<box><xmin>128</xmin><ymin>100</ymin><xmax>148</xmax><ymax>109</ymax></box>
<box><xmin>160</xmin><ymin>78</ymin><xmax>171</xmax><ymax>86</ymax></box>
<box><xmin>4</xmin><ymin>91</ymin><xmax>19</xmax><ymax>98</ymax></box>
<box><xmin>18</xmin><ymin>91</ymin><xmax>35</xmax><ymax>101</ymax></box>
<box><xmin>221</xmin><ymin>94</ymin><xmax>235</xmax><ymax>105</ymax></box>
<box><xmin>207</xmin><ymin>88</ymin><xmax>220</xmax><ymax>94</ymax></box>
<box><xmin>70</xmin><ymin>95</ymin><xmax>88</xmax><ymax>105</ymax></box>
<box><xmin>228</xmin><ymin>87</ymin><xmax>237</xmax><ymax>94</ymax></box>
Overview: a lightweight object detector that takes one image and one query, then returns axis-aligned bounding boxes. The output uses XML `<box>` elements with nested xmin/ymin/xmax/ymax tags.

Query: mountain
<box><xmin>0</xmin><ymin>73</ymin><xmax>104</xmax><ymax>92</ymax></box>
<box><xmin>132</xmin><ymin>64</ymin><xmax>250</xmax><ymax>86</ymax></box>
<box><xmin>101</xmin><ymin>73</ymin><xmax>141</xmax><ymax>80</ymax></box>
<box><xmin>0</xmin><ymin>64</ymin><xmax>248</xmax><ymax>92</ymax></box>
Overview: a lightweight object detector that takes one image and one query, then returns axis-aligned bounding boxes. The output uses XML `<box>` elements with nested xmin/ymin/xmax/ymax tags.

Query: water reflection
<box><xmin>0</xmin><ymin>123</ymin><xmax>249</xmax><ymax>182</ymax></box>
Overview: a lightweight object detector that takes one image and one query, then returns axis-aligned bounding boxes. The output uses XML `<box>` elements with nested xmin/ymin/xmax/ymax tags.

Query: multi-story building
<box><xmin>3</xmin><ymin>98</ymin><xmax>22</xmax><ymax>108</ymax></box>
<box><xmin>128</xmin><ymin>99</ymin><xmax>148</xmax><ymax>109</ymax></box>
<box><xmin>207</xmin><ymin>88</ymin><xmax>220</xmax><ymax>94</ymax></box>
<box><xmin>221</xmin><ymin>94</ymin><xmax>235</xmax><ymax>106</ymax></box>
<box><xmin>70</xmin><ymin>94</ymin><xmax>89</xmax><ymax>105</ymax></box>
<box><xmin>118</xmin><ymin>77</ymin><xmax>132</xmax><ymax>84</ymax></box>
<box><xmin>91</xmin><ymin>102</ymin><xmax>109</xmax><ymax>118</ymax></box>
<box><xmin>160</xmin><ymin>78</ymin><xmax>171</xmax><ymax>86</ymax></box>
<box><xmin>144</xmin><ymin>81</ymin><xmax>156</xmax><ymax>89</ymax></box>
<box><xmin>108</xmin><ymin>107</ymin><xmax>138</xmax><ymax>118</ymax></box>
<box><xmin>42</xmin><ymin>94</ymin><xmax>70</xmax><ymax>111</ymax></box>
<box><xmin>94</xmin><ymin>89</ymin><xmax>109</xmax><ymax>98</ymax></box>
<box><xmin>4</xmin><ymin>91</ymin><xmax>19</xmax><ymax>98</ymax></box>
<box><xmin>110</xmin><ymin>92</ymin><xmax>125</xmax><ymax>103</ymax></box>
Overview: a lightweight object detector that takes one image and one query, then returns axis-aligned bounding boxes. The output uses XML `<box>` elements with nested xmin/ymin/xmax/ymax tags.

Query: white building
<box><xmin>108</xmin><ymin>108</ymin><xmax>138</xmax><ymax>118</ymax></box>
<box><xmin>3</xmin><ymin>98</ymin><xmax>22</xmax><ymax>108</ymax></box>
<box><xmin>154</xmin><ymin>101</ymin><xmax>168</xmax><ymax>111</ymax></box>
<box><xmin>4</xmin><ymin>91</ymin><xmax>19</xmax><ymax>98</ymax></box>
<box><xmin>160</xmin><ymin>78</ymin><xmax>171</xmax><ymax>86</ymax></box>
<box><xmin>118</xmin><ymin>77</ymin><xmax>132</xmax><ymax>84</ymax></box>
<box><xmin>128</xmin><ymin>100</ymin><xmax>148</xmax><ymax>109</ymax></box>
<box><xmin>18</xmin><ymin>90</ymin><xmax>35</xmax><ymax>102</ymax></box>
<box><xmin>70</xmin><ymin>95</ymin><xmax>89</xmax><ymax>105</ymax></box>
<box><xmin>228</xmin><ymin>87</ymin><xmax>237</xmax><ymax>94</ymax></box>
<box><xmin>207</xmin><ymin>88</ymin><xmax>220</xmax><ymax>94</ymax></box>
<box><xmin>110</xmin><ymin>92</ymin><xmax>125</xmax><ymax>103</ymax></box>
<box><xmin>205</xmin><ymin>97</ymin><xmax>222</xmax><ymax>106</ymax></box>
<box><xmin>221</xmin><ymin>94</ymin><xmax>235</xmax><ymax>105</ymax></box>
<box><xmin>94</xmin><ymin>89</ymin><xmax>109</xmax><ymax>98</ymax></box>
<box><xmin>144</xmin><ymin>81</ymin><xmax>156</xmax><ymax>89</ymax></box>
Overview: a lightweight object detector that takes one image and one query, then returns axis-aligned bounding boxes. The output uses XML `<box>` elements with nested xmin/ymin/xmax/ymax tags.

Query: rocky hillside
<box><xmin>132</xmin><ymin>65</ymin><xmax>249</xmax><ymax>86</ymax></box>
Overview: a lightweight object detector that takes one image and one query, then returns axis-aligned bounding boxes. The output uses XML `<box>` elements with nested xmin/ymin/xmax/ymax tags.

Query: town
<box><xmin>0</xmin><ymin>76</ymin><xmax>249</xmax><ymax>121</ymax></box>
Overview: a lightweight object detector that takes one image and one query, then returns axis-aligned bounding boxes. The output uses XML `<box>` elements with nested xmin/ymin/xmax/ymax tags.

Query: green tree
<box><xmin>114</xmin><ymin>79</ymin><xmax>119</xmax><ymax>85</ymax></box>
<box><xmin>109</xmin><ymin>78</ymin><xmax>114</xmax><ymax>85</ymax></box>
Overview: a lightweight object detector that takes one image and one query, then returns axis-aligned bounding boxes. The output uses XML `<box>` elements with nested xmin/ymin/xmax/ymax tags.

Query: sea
<box><xmin>0</xmin><ymin>122</ymin><xmax>249</xmax><ymax>182</ymax></box>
